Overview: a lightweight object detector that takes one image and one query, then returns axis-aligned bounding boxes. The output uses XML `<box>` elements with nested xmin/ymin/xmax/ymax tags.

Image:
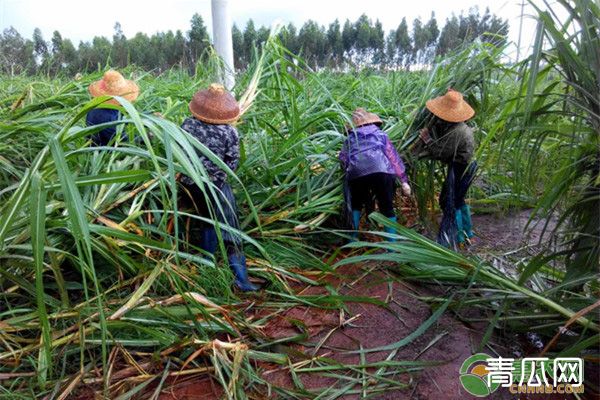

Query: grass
<box><xmin>0</xmin><ymin>2</ymin><xmax>599</xmax><ymax>397</ymax></box>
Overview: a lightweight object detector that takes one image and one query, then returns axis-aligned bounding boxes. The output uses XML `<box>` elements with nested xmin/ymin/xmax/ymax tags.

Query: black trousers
<box><xmin>179</xmin><ymin>181</ymin><xmax>242</xmax><ymax>247</ymax></box>
<box><xmin>437</xmin><ymin>161</ymin><xmax>477</xmax><ymax>247</ymax></box>
<box><xmin>348</xmin><ymin>172</ymin><xmax>396</xmax><ymax>217</ymax></box>
<box><xmin>439</xmin><ymin>162</ymin><xmax>477</xmax><ymax>210</ymax></box>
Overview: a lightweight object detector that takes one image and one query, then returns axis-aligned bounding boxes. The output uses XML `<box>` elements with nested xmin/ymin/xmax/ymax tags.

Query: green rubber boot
<box><xmin>351</xmin><ymin>210</ymin><xmax>361</xmax><ymax>242</ymax></box>
<box><xmin>455</xmin><ymin>208</ymin><xmax>466</xmax><ymax>244</ymax></box>
<box><xmin>460</xmin><ymin>205</ymin><xmax>474</xmax><ymax>239</ymax></box>
<box><xmin>384</xmin><ymin>216</ymin><xmax>397</xmax><ymax>242</ymax></box>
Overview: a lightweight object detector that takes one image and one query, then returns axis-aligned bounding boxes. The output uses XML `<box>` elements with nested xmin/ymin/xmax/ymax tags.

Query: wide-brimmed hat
<box><xmin>89</xmin><ymin>70</ymin><xmax>139</xmax><ymax>104</ymax></box>
<box><xmin>189</xmin><ymin>83</ymin><xmax>240</xmax><ymax>125</ymax></box>
<box><xmin>425</xmin><ymin>89</ymin><xmax>475</xmax><ymax>123</ymax></box>
<box><xmin>351</xmin><ymin>108</ymin><xmax>383</xmax><ymax>127</ymax></box>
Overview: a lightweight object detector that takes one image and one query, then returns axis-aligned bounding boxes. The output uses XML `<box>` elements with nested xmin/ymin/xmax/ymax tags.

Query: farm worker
<box><xmin>179</xmin><ymin>83</ymin><xmax>258</xmax><ymax>292</ymax></box>
<box><xmin>339</xmin><ymin>108</ymin><xmax>411</xmax><ymax>241</ymax></box>
<box><xmin>412</xmin><ymin>89</ymin><xmax>477</xmax><ymax>247</ymax></box>
<box><xmin>86</xmin><ymin>70</ymin><xmax>139</xmax><ymax>146</ymax></box>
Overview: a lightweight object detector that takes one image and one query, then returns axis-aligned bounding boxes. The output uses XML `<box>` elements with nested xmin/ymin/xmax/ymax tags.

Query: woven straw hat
<box><xmin>89</xmin><ymin>70</ymin><xmax>139</xmax><ymax>104</ymax></box>
<box><xmin>189</xmin><ymin>83</ymin><xmax>240</xmax><ymax>125</ymax></box>
<box><xmin>351</xmin><ymin>108</ymin><xmax>383</xmax><ymax>127</ymax></box>
<box><xmin>425</xmin><ymin>89</ymin><xmax>475</xmax><ymax>123</ymax></box>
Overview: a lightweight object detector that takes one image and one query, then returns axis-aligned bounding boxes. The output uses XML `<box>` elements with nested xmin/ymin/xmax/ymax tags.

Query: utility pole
<box><xmin>516</xmin><ymin>0</ymin><xmax>525</xmax><ymax>63</ymax></box>
<box><xmin>211</xmin><ymin>0</ymin><xmax>235</xmax><ymax>89</ymax></box>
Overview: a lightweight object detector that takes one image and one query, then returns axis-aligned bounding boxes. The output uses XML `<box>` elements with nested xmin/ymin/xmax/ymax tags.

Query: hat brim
<box><xmin>352</xmin><ymin>114</ymin><xmax>383</xmax><ymax>128</ymax></box>
<box><xmin>89</xmin><ymin>80</ymin><xmax>140</xmax><ymax>105</ymax></box>
<box><xmin>425</xmin><ymin>98</ymin><xmax>475</xmax><ymax>123</ymax></box>
<box><xmin>189</xmin><ymin>102</ymin><xmax>240</xmax><ymax>125</ymax></box>
<box><xmin>355</xmin><ymin>119</ymin><xmax>383</xmax><ymax>127</ymax></box>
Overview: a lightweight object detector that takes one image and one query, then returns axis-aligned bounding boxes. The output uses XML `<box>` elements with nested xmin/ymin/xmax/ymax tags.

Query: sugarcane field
<box><xmin>0</xmin><ymin>0</ymin><xmax>598</xmax><ymax>398</ymax></box>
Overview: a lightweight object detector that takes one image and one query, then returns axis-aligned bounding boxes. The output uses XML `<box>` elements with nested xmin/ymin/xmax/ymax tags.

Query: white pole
<box><xmin>211</xmin><ymin>0</ymin><xmax>235</xmax><ymax>90</ymax></box>
<box><xmin>516</xmin><ymin>0</ymin><xmax>525</xmax><ymax>63</ymax></box>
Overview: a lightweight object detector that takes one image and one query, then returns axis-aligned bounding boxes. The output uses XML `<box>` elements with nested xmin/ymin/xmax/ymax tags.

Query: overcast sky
<box><xmin>1</xmin><ymin>0</ymin><xmax>540</xmax><ymax>61</ymax></box>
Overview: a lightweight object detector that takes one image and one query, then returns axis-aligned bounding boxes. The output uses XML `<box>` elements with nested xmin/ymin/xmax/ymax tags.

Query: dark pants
<box><xmin>86</xmin><ymin>109</ymin><xmax>121</xmax><ymax>146</ymax></box>
<box><xmin>179</xmin><ymin>181</ymin><xmax>242</xmax><ymax>251</ymax></box>
<box><xmin>437</xmin><ymin>161</ymin><xmax>477</xmax><ymax>246</ymax></box>
<box><xmin>349</xmin><ymin>172</ymin><xmax>396</xmax><ymax>217</ymax></box>
<box><xmin>440</xmin><ymin>162</ymin><xmax>477</xmax><ymax>209</ymax></box>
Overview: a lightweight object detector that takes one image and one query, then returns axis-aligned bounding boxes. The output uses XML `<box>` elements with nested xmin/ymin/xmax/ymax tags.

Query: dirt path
<box><xmin>470</xmin><ymin>209</ymin><xmax>556</xmax><ymax>254</ymax></box>
<box><xmin>258</xmin><ymin>262</ymin><xmax>493</xmax><ymax>399</ymax></box>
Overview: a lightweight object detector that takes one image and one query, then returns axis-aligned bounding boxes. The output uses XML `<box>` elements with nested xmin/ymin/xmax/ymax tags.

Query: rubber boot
<box><xmin>228</xmin><ymin>253</ymin><xmax>259</xmax><ymax>292</ymax></box>
<box><xmin>351</xmin><ymin>210</ymin><xmax>361</xmax><ymax>241</ymax></box>
<box><xmin>455</xmin><ymin>208</ymin><xmax>466</xmax><ymax>244</ymax></box>
<box><xmin>383</xmin><ymin>216</ymin><xmax>397</xmax><ymax>242</ymax></box>
<box><xmin>460</xmin><ymin>205</ymin><xmax>474</xmax><ymax>239</ymax></box>
<box><xmin>199</xmin><ymin>227</ymin><xmax>217</xmax><ymax>254</ymax></box>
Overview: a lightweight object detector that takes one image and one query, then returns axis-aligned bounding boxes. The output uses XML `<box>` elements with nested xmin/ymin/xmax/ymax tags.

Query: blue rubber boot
<box><xmin>460</xmin><ymin>205</ymin><xmax>475</xmax><ymax>239</ymax></box>
<box><xmin>384</xmin><ymin>216</ymin><xmax>397</xmax><ymax>242</ymax></box>
<box><xmin>351</xmin><ymin>210</ymin><xmax>361</xmax><ymax>241</ymax></box>
<box><xmin>455</xmin><ymin>208</ymin><xmax>466</xmax><ymax>244</ymax></box>
<box><xmin>199</xmin><ymin>227</ymin><xmax>217</xmax><ymax>254</ymax></box>
<box><xmin>228</xmin><ymin>253</ymin><xmax>259</xmax><ymax>292</ymax></box>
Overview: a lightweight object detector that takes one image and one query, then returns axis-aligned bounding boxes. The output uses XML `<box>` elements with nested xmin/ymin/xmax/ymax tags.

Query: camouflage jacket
<box><xmin>180</xmin><ymin>117</ymin><xmax>240</xmax><ymax>186</ymax></box>
<box><xmin>413</xmin><ymin>122</ymin><xmax>475</xmax><ymax>164</ymax></box>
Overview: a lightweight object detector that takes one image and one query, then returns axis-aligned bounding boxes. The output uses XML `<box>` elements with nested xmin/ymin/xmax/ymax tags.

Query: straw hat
<box><xmin>89</xmin><ymin>70</ymin><xmax>139</xmax><ymax>104</ymax></box>
<box><xmin>351</xmin><ymin>108</ymin><xmax>382</xmax><ymax>127</ymax></box>
<box><xmin>189</xmin><ymin>83</ymin><xmax>240</xmax><ymax>125</ymax></box>
<box><xmin>425</xmin><ymin>89</ymin><xmax>475</xmax><ymax>123</ymax></box>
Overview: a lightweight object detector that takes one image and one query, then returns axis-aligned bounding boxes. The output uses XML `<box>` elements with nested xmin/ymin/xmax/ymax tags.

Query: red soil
<box><xmin>256</xmin><ymin>261</ymin><xmax>496</xmax><ymax>399</ymax></box>
<box><xmin>157</xmin><ymin>377</ymin><xmax>222</xmax><ymax>400</ymax></box>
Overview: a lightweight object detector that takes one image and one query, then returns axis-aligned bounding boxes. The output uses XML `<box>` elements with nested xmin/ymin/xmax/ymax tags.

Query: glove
<box><xmin>401</xmin><ymin>182</ymin><xmax>412</xmax><ymax>197</ymax></box>
<box><xmin>419</xmin><ymin>128</ymin><xmax>432</xmax><ymax>144</ymax></box>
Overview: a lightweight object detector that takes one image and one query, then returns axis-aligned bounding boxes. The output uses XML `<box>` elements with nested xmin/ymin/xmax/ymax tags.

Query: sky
<box><xmin>0</xmin><ymin>0</ymin><xmax>541</xmax><ymax>61</ymax></box>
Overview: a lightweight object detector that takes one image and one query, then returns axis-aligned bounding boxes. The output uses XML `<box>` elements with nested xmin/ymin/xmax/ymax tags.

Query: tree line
<box><xmin>0</xmin><ymin>7</ymin><xmax>508</xmax><ymax>76</ymax></box>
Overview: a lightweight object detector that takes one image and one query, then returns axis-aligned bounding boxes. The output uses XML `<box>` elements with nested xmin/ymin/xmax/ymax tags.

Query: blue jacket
<box><xmin>86</xmin><ymin>108</ymin><xmax>121</xmax><ymax>146</ymax></box>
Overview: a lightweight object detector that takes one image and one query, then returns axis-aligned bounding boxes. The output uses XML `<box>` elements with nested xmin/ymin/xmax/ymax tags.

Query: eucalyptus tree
<box><xmin>112</xmin><ymin>22</ymin><xmax>128</xmax><ymax>68</ymax></box>
<box><xmin>0</xmin><ymin>27</ymin><xmax>35</xmax><ymax>75</ymax></box>
<box><xmin>393</xmin><ymin>18</ymin><xmax>412</xmax><ymax>69</ymax></box>
<box><xmin>32</xmin><ymin>28</ymin><xmax>49</xmax><ymax>71</ymax></box>
<box><xmin>298</xmin><ymin>20</ymin><xmax>327</xmax><ymax>68</ymax></box>
<box><xmin>188</xmin><ymin>13</ymin><xmax>209</xmax><ymax>68</ymax></box>
<box><xmin>243</xmin><ymin>19</ymin><xmax>257</xmax><ymax>64</ymax></box>
<box><xmin>327</xmin><ymin>19</ymin><xmax>344</xmax><ymax>68</ymax></box>
<box><xmin>231</xmin><ymin>24</ymin><xmax>245</xmax><ymax>68</ymax></box>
